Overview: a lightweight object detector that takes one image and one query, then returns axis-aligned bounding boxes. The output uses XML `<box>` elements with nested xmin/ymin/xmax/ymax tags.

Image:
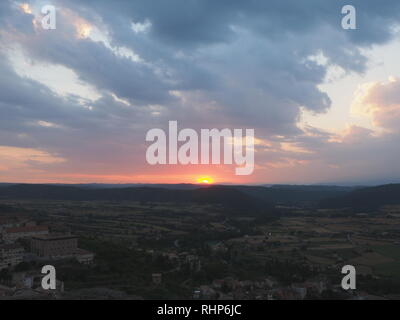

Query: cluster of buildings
<box><xmin>0</xmin><ymin>270</ymin><xmax>65</xmax><ymax>299</ymax></box>
<box><xmin>194</xmin><ymin>277</ymin><xmax>329</xmax><ymax>300</ymax></box>
<box><xmin>0</xmin><ymin>244</ymin><xmax>24</xmax><ymax>271</ymax></box>
<box><xmin>149</xmin><ymin>250</ymin><xmax>202</xmax><ymax>273</ymax></box>
<box><xmin>0</xmin><ymin>216</ymin><xmax>94</xmax><ymax>272</ymax></box>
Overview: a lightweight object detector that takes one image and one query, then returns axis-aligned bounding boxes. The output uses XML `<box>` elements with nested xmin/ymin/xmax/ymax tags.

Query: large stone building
<box><xmin>31</xmin><ymin>234</ymin><xmax>78</xmax><ymax>258</ymax></box>
<box><xmin>0</xmin><ymin>243</ymin><xmax>24</xmax><ymax>271</ymax></box>
<box><xmin>30</xmin><ymin>234</ymin><xmax>94</xmax><ymax>264</ymax></box>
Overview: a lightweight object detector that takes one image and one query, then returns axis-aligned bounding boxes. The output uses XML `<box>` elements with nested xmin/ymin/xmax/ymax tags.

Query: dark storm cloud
<box><xmin>13</xmin><ymin>34</ymin><xmax>176</xmax><ymax>106</ymax></box>
<box><xmin>63</xmin><ymin>0</ymin><xmax>400</xmax><ymax>47</ymax></box>
<box><xmin>47</xmin><ymin>0</ymin><xmax>400</xmax><ymax>133</ymax></box>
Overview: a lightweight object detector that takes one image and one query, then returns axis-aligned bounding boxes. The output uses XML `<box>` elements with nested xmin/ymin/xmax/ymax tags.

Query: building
<box><xmin>12</xmin><ymin>271</ymin><xmax>65</xmax><ymax>292</ymax></box>
<box><xmin>152</xmin><ymin>273</ymin><xmax>162</xmax><ymax>285</ymax></box>
<box><xmin>75</xmin><ymin>248</ymin><xmax>95</xmax><ymax>265</ymax></box>
<box><xmin>0</xmin><ymin>218</ymin><xmax>17</xmax><ymax>232</ymax></box>
<box><xmin>185</xmin><ymin>255</ymin><xmax>201</xmax><ymax>272</ymax></box>
<box><xmin>30</xmin><ymin>234</ymin><xmax>94</xmax><ymax>264</ymax></box>
<box><xmin>0</xmin><ymin>243</ymin><xmax>24</xmax><ymax>270</ymax></box>
<box><xmin>31</xmin><ymin>234</ymin><xmax>78</xmax><ymax>258</ymax></box>
<box><xmin>3</xmin><ymin>225</ymin><xmax>49</xmax><ymax>243</ymax></box>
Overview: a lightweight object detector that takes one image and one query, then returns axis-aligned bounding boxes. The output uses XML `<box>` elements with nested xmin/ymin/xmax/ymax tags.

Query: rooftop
<box><xmin>31</xmin><ymin>233</ymin><xmax>77</xmax><ymax>241</ymax></box>
<box><xmin>5</xmin><ymin>225</ymin><xmax>48</xmax><ymax>234</ymax></box>
<box><xmin>74</xmin><ymin>248</ymin><xmax>94</xmax><ymax>256</ymax></box>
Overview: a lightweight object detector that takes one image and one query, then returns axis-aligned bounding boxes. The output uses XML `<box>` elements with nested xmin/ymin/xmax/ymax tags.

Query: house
<box><xmin>152</xmin><ymin>273</ymin><xmax>162</xmax><ymax>285</ymax></box>
<box><xmin>74</xmin><ymin>248</ymin><xmax>95</xmax><ymax>264</ymax></box>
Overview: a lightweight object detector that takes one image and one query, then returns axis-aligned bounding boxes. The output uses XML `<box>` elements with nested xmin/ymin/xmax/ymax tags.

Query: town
<box><xmin>1</xmin><ymin>183</ymin><xmax>400</xmax><ymax>300</ymax></box>
<box><xmin>0</xmin><ymin>214</ymin><xmax>94</xmax><ymax>298</ymax></box>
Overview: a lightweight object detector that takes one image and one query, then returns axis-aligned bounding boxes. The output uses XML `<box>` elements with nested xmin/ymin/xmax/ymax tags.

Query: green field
<box><xmin>372</xmin><ymin>245</ymin><xmax>400</xmax><ymax>280</ymax></box>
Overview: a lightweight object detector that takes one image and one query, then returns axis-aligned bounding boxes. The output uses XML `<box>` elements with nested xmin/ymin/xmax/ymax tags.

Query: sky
<box><xmin>1</xmin><ymin>0</ymin><xmax>400</xmax><ymax>185</ymax></box>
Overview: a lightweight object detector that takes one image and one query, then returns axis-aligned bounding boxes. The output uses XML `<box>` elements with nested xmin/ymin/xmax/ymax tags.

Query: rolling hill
<box><xmin>320</xmin><ymin>184</ymin><xmax>400</xmax><ymax>211</ymax></box>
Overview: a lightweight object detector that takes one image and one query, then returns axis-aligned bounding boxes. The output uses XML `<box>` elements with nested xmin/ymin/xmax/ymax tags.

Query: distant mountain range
<box><xmin>236</xmin><ymin>185</ymin><xmax>357</xmax><ymax>204</ymax></box>
<box><xmin>0</xmin><ymin>183</ymin><xmax>357</xmax><ymax>209</ymax></box>
<box><xmin>0</xmin><ymin>183</ymin><xmax>203</xmax><ymax>190</ymax></box>
<box><xmin>1</xmin><ymin>183</ymin><xmax>399</xmax><ymax>212</ymax></box>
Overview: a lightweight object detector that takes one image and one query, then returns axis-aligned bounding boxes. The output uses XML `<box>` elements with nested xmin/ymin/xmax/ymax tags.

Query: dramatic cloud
<box><xmin>352</xmin><ymin>77</ymin><xmax>400</xmax><ymax>133</ymax></box>
<box><xmin>0</xmin><ymin>0</ymin><xmax>400</xmax><ymax>183</ymax></box>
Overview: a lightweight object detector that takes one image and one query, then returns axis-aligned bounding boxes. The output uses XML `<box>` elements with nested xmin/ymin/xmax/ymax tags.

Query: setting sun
<box><xmin>197</xmin><ymin>176</ymin><xmax>214</xmax><ymax>184</ymax></box>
